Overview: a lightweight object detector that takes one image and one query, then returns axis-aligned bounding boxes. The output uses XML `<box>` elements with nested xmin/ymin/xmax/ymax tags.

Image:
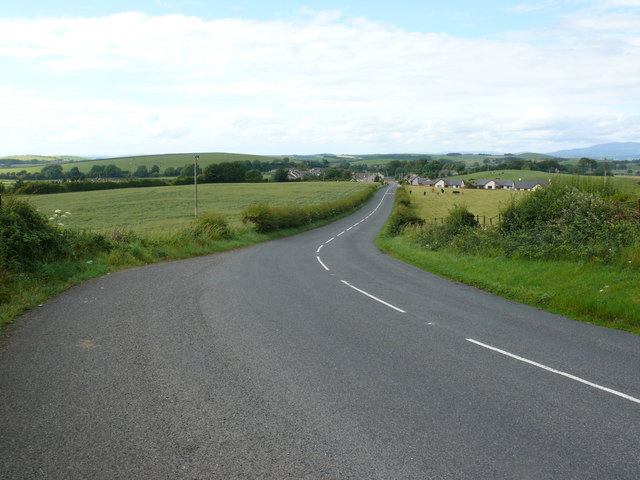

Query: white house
<box><xmin>435</xmin><ymin>178</ymin><xmax>467</xmax><ymax>188</ymax></box>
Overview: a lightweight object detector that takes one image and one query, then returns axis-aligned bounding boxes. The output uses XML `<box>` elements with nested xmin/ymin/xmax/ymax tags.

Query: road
<box><xmin>1</xmin><ymin>185</ymin><xmax>639</xmax><ymax>479</ymax></box>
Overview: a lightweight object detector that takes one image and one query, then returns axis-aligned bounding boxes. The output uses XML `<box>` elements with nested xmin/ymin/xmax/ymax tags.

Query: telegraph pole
<box><xmin>194</xmin><ymin>155</ymin><xmax>199</xmax><ymax>217</ymax></box>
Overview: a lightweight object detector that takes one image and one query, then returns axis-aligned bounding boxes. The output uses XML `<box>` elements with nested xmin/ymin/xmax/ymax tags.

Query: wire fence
<box><xmin>615</xmin><ymin>200</ymin><xmax>640</xmax><ymax>220</ymax></box>
<box><xmin>426</xmin><ymin>215</ymin><xmax>502</xmax><ymax>226</ymax></box>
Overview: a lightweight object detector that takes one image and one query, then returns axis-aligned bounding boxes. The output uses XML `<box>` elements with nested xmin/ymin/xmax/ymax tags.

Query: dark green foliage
<box><xmin>203</xmin><ymin>161</ymin><xmax>246</xmax><ymax>183</ymax></box>
<box><xmin>0</xmin><ymin>196</ymin><xmax>69</xmax><ymax>271</ymax></box>
<box><xmin>14</xmin><ymin>179</ymin><xmax>168</xmax><ymax>194</ymax></box>
<box><xmin>272</xmin><ymin>168</ymin><xmax>289</xmax><ymax>182</ymax></box>
<box><xmin>410</xmin><ymin>179</ymin><xmax>640</xmax><ymax>264</ymax></box>
<box><xmin>498</xmin><ymin>182</ymin><xmax>634</xmax><ymax>261</ymax></box>
<box><xmin>245</xmin><ymin>169</ymin><xmax>263</xmax><ymax>182</ymax></box>
<box><xmin>386</xmin><ymin>204</ymin><xmax>424</xmax><ymax>236</ymax></box>
<box><xmin>242</xmin><ymin>187</ymin><xmax>377</xmax><ymax>233</ymax></box>
<box><xmin>444</xmin><ymin>204</ymin><xmax>478</xmax><ymax>236</ymax></box>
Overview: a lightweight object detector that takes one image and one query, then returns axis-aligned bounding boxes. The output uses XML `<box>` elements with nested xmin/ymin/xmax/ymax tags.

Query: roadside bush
<box><xmin>242</xmin><ymin>186</ymin><xmax>376</xmax><ymax>233</ymax></box>
<box><xmin>193</xmin><ymin>213</ymin><xmax>233</xmax><ymax>240</ymax></box>
<box><xmin>405</xmin><ymin>179</ymin><xmax>640</xmax><ymax>264</ymax></box>
<box><xmin>0</xmin><ymin>196</ymin><xmax>69</xmax><ymax>271</ymax></box>
<box><xmin>386</xmin><ymin>204</ymin><xmax>424</xmax><ymax>236</ymax></box>
<box><xmin>395</xmin><ymin>187</ymin><xmax>412</xmax><ymax>207</ymax></box>
<box><xmin>443</xmin><ymin>204</ymin><xmax>478</xmax><ymax>236</ymax></box>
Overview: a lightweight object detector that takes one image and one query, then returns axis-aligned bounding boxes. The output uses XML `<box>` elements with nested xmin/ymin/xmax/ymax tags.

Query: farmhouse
<box><xmin>475</xmin><ymin>179</ymin><xmax>514</xmax><ymax>190</ymax></box>
<box><xmin>514</xmin><ymin>179</ymin><xmax>549</xmax><ymax>191</ymax></box>
<box><xmin>352</xmin><ymin>172</ymin><xmax>383</xmax><ymax>182</ymax></box>
<box><xmin>434</xmin><ymin>178</ymin><xmax>467</xmax><ymax>188</ymax></box>
<box><xmin>410</xmin><ymin>176</ymin><xmax>435</xmax><ymax>187</ymax></box>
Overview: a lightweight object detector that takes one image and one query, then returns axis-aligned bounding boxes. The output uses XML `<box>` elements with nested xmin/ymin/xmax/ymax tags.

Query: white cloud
<box><xmin>0</xmin><ymin>10</ymin><xmax>639</xmax><ymax>154</ymax></box>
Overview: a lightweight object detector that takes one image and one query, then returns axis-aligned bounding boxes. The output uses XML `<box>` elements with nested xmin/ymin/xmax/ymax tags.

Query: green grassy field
<box><xmin>0</xmin><ymin>155</ymin><xmax>87</xmax><ymax>163</ymax></box>
<box><xmin>24</xmin><ymin>182</ymin><xmax>371</xmax><ymax>234</ymax></box>
<box><xmin>407</xmin><ymin>187</ymin><xmax>526</xmax><ymax>221</ymax></box>
<box><xmin>0</xmin><ymin>152</ymin><xmax>278</xmax><ymax>175</ymax></box>
<box><xmin>453</xmin><ymin>170</ymin><xmax>640</xmax><ymax>195</ymax></box>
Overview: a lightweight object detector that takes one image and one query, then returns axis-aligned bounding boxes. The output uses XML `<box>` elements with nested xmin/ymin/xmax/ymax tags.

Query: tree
<box><xmin>67</xmin><ymin>166</ymin><xmax>83</xmax><ymax>181</ymax></box>
<box><xmin>103</xmin><ymin>165</ymin><xmax>127</xmax><ymax>178</ymax></box>
<box><xmin>180</xmin><ymin>163</ymin><xmax>202</xmax><ymax>177</ymax></box>
<box><xmin>272</xmin><ymin>168</ymin><xmax>289</xmax><ymax>182</ymax></box>
<box><xmin>245</xmin><ymin>169</ymin><xmax>263</xmax><ymax>182</ymax></box>
<box><xmin>219</xmin><ymin>161</ymin><xmax>246</xmax><ymax>183</ymax></box>
<box><xmin>134</xmin><ymin>165</ymin><xmax>149</xmax><ymax>177</ymax></box>
<box><xmin>40</xmin><ymin>164</ymin><xmax>64</xmax><ymax>179</ymax></box>
<box><xmin>88</xmin><ymin>165</ymin><xmax>105</xmax><ymax>178</ymax></box>
<box><xmin>163</xmin><ymin>167</ymin><xmax>178</xmax><ymax>177</ymax></box>
<box><xmin>150</xmin><ymin>164</ymin><xmax>160</xmax><ymax>176</ymax></box>
<box><xmin>204</xmin><ymin>163</ymin><xmax>222</xmax><ymax>183</ymax></box>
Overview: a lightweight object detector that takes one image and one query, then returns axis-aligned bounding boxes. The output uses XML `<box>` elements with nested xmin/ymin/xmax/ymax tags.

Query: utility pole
<box><xmin>194</xmin><ymin>155</ymin><xmax>199</xmax><ymax>217</ymax></box>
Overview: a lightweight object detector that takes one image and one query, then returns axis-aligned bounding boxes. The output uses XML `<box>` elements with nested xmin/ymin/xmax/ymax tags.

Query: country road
<box><xmin>1</xmin><ymin>185</ymin><xmax>639</xmax><ymax>479</ymax></box>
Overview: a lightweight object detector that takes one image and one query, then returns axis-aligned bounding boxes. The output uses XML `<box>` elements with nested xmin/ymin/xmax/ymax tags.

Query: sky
<box><xmin>1</xmin><ymin>0</ymin><xmax>639</xmax><ymax>156</ymax></box>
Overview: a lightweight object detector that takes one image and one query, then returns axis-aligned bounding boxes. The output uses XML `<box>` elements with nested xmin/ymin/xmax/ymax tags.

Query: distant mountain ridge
<box><xmin>548</xmin><ymin>142</ymin><xmax>640</xmax><ymax>160</ymax></box>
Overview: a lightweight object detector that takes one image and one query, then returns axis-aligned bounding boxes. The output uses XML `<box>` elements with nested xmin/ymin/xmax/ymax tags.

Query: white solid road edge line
<box><xmin>317</xmin><ymin>256</ymin><xmax>330</xmax><ymax>271</ymax></box>
<box><xmin>341</xmin><ymin>280</ymin><xmax>406</xmax><ymax>313</ymax></box>
<box><xmin>466</xmin><ymin>338</ymin><xmax>640</xmax><ymax>405</ymax></box>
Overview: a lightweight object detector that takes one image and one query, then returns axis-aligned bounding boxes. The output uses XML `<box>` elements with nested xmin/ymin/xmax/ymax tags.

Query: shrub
<box><xmin>0</xmin><ymin>196</ymin><xmax>69</xmax><ymax>271</ymax></box>
<box><xmin>386</xmin><ymin>204</ymin><xmax>424</xmax><ymax>236</ymax></box>
<box><xmin>443</xmin><ymin>204</ymin><xmax>478</xmax><ymax>236</ymax></box>
<box><xmin>193</xmin><ymin>213</ymin><xmax>233</xmax><ymax>240</ymax></box>
<box><xmin>242</xmin><ymin>186</ymin><xmax>376</xmax><ymax>233</ymax></box>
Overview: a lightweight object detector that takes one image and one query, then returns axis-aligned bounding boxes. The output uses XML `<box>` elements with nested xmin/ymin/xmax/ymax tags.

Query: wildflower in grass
<box><xmin>48</xmin><ymin>209</ymin><xmax>71</xmax><ymax>226</ymax></box>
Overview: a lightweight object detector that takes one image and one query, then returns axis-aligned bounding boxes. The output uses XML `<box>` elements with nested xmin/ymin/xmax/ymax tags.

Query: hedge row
<box><xmin>242</xmin><ymin>186</ymin><xmax>377</xmax><ymax>233</ymax></box>
<box><xmin>14</xmin><ymin>179</ymin><xmax>169</xmax><ymax>195</ymax></box>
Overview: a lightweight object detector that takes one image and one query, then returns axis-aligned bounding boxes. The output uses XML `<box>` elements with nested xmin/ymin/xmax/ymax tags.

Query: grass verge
<box><xmin>376</xmin><ymin>233</ymin><xmax>640</xmax><ymax>335</ymax></box>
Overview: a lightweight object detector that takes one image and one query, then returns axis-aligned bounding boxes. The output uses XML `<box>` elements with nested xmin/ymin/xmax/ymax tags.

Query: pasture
<box><xmin>407</xmin><ymin>187</ymin><xmax>526</xmax><ymax>221</ymax></box>
<box><xmin>24</xmin><ymin>182</ymin><xmax>371</xmax><ymax>235</ymax></box>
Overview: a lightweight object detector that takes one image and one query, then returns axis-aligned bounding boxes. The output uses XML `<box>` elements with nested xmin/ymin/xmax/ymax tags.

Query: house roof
<box><xmin>515</xmin><ymin>179</ymin><xmax>549</xmax><ymax>189</ymax></box>
<box><xmin>476</xmin><ymin>179</ymin><xmax>494</xmax><ymax>186</ymax></box>
<box><xmin>439</xmin><ymin>178</ymin><xmax>465</xmax><ymax>186</ymax></box>
<box><xmin>495</xmin><ymin>179</ymin><xmax>515</xmax><ymax>187</ymax></box>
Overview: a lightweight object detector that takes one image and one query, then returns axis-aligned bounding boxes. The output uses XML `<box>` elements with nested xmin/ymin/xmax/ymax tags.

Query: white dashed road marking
<box><xmin>467</xmin><ymin>339</ymin><xmax>640</xmax><ymax>405</ymax></box>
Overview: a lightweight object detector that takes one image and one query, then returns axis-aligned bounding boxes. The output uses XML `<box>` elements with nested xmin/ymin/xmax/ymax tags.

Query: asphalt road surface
<box><xmin>1</xmin><ymin>185</ymin><xmax>639</xmax><ymax>479</ymax></box>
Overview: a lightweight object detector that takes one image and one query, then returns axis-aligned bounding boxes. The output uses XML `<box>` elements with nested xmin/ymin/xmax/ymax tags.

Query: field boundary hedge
<box><xmin>242</xmin><ymin>185</ymin><xmax>378</xmax><ymax>232</ymax></box>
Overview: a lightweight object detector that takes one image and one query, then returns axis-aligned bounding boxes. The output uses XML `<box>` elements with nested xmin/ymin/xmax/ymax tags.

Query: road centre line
<box><xmin>325</xmin><ymin>237</ymin><xmax>335</xmax><ymax>244</ymax></box>
<box><xmin>317</xmin><ymin>256</ymin><xmax>330</xmax><ymax>271</ymax></box>
<box><xmin>340</xmin><ymin>280</ymin><xmax>406</xmax><ymax>313</ymax></box>
<box><xmin>316</xmin><ymin>244</ymin><xmax>323</xmax><ymax>253</ymax></box>
<box><xmin>467</xmin><ymin>339</ymin><xmax>640</xmax><ymax>405</ymax></box>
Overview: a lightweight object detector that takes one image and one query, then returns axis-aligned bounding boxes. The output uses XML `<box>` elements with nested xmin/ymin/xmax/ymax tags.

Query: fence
<box><xmin>615</xmin><ymin>200</ymin><xmax>640</xmax><ymax>220</ymax></box>
<box><xmin>426</xmin><ymin>215</ymin><xmax>502</xmax><ymax>226</ymax></box>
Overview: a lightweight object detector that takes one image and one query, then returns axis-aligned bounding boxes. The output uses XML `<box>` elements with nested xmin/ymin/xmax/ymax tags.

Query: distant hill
<box><xmin>0</xmin><ymin>152</ymin><xmax>279</xmax><ymax>174</ymax></box>
<box><xmin>549</xmin><ymin>142</ymin><xmax>640</xmax><ymax>160</ymax></box>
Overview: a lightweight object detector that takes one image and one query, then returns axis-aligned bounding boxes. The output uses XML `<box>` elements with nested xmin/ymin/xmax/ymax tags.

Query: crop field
<box><xmin>0</xmin><ymin>152</ymin><xmax>278</xmax><ymax>175</ymax></box>
<box><xmin>23</xmin><ymin>182</ymin><xmax>371</xmax><ymax>234</ymax></box>
<box><xmin>407</xmin><ymin>187</ymin><xmax>526</xmax><ymax>221</ymax></box>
